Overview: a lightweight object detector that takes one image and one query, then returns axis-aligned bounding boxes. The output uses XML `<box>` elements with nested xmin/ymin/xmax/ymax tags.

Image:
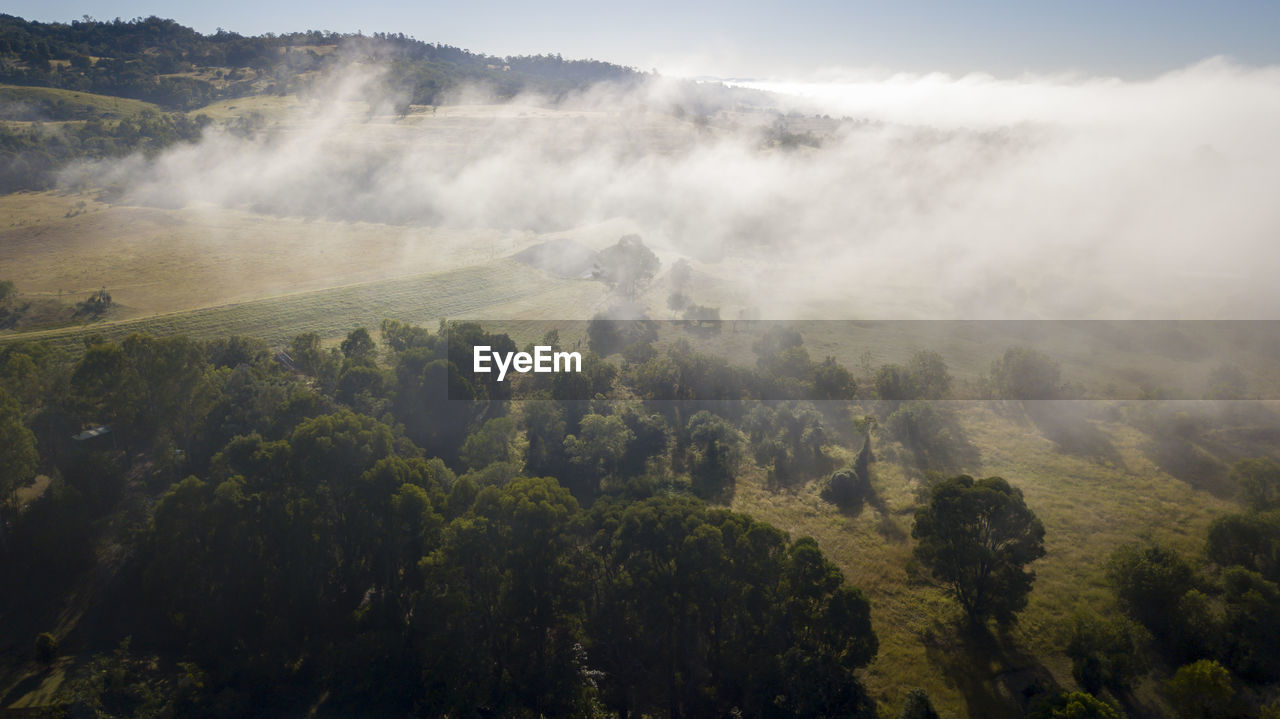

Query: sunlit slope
<box><xmin>732</xmin><ymin>401</ymin><xmax>1240</xmax><ymax>717</ymax></box>
<box><xmin>0</xmin><ymin>260</ymin><xmax>605</xmax><ymax>352</ymax></box>
<box><xmin>0</xmin><ymin>191</ymin><xmax>594</xmax><ymax>319</ymax></box>
<box><xmin>0</xmin><ymin>84</ymin><xmax>163</xmax><ymax>120</ymax></box>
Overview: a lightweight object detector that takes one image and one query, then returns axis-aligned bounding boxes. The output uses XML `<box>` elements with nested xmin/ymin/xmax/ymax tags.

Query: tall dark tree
<box><xmin>912</xmin><ymin>475</ymin><xmax>1045</xmax><ymax>625</ymax></box>
<box><xmin>0</xmin><ymin>388</ymin><xmax>38</xmax><ymax>509</ymax></box>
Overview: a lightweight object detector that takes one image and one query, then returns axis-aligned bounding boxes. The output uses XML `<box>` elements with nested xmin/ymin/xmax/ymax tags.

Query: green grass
<box><xmin>730</xmin><ymin>400</ymin><xmax>1237</xmax><ymax>718</ymax></box>
<box><xmin>0</xmin><ymin>84</ymin><xmax>163</xmax><ymax>121</ymax></box>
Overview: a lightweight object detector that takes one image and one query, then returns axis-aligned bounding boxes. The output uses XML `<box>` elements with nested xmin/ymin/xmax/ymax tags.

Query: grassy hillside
<box><xmin>731</xmin><ymin>401</ymin><xmax>1243</xmax><ymax>717</ymax></box>
<box><xmin>0</xmin><ymin>84</ymin><xmax>162</xmax><ymax>121</ymax></box>
<box><xmin>0</xmin><ymin>259</ymin><xmax>605</xmax><ymax>354</ymax></box>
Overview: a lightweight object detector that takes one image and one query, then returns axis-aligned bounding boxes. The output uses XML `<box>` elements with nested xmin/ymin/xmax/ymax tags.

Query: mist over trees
<box><xmin>2</xmin><ymin>317</ymin><xmax>1280</xmax><ymax>715</ymax></box>
<box><xmin>6</xmin><ymin>9</ymin><xmax>1280</xmax><ymax>716</ymax></box>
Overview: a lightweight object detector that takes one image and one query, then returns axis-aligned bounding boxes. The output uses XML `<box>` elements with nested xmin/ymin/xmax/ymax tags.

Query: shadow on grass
<box><xmin>1023</xmin><ymin>400</ymin><xmax>1123</xmax><ymax>466</ymax></box>
<box><xmin>822</xmin><ymin>469</ymin><xmax>910</xmax><ymax>543</ymax></box>
<box><xmin>887</xmin><ymin>403</ymin><xmax>982</xmax><ymax>476</ymax></box>
<box><xmin>920</xmin><ymin>618</ymin><xmax>1059</xmax><ymax>718</ymax></box>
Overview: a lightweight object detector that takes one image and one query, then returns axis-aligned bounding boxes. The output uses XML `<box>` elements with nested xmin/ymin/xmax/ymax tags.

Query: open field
<box><xmin>0</xmin><ymin>259</ymin><xmax>606</xmax><ymax>353</ymax></box>
<box><xmin>0</xmin><ymin>191</ymin><xmax>563</xmax><ymax>318</ymax></box>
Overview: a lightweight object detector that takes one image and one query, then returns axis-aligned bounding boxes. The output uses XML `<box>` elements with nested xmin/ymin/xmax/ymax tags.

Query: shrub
<box><xmin>34</xmin><ymin>632</ymin><xmax>57</xmax><ymax>665</ymax></box>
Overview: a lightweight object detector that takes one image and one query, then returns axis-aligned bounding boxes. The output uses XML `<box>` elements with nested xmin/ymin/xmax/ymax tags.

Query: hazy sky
<box><xmin>6</xmin><ymin>1</ymin><xmax>1279</xmax><ymax>78</ymax></box>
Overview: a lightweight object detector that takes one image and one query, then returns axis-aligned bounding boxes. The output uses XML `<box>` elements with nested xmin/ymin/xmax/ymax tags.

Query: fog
<box><xmin>64</xmin><ymin>57</ymin><xmax>1280</xmax><ymax>321</ymax></box>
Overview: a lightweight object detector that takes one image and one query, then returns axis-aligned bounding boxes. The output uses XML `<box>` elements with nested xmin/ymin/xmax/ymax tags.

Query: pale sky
<box><xmin>5</xmin><ymin>1</ymin><xmax>1279</xmax><ymax>78</ymax></box>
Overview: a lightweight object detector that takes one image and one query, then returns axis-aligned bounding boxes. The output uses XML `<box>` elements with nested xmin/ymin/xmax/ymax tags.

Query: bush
<box><xmin>75</xmin><ymin>288</ymin><xmax>112</xmax><ymax>318</ymax></box>
<box><xmin>899</xmin><ymin>688</ymin><xmax>940</xmax><ymax>719</ymax></box>
<box><xmin>1065</xmin><ymin>613</ymin><xmax>1147</xmax><ymax>694</ymax></box>
<box><xmin>1028</xmin><ymin>691</ymin><xmax>1123</xmax><ymax>719</ymax></box>
<box><xmin>1166</xmin><ymin>660</ymin><xmax>1234</xmax><ymax>719</ymax></box>
<box><xmin>822</xmin><ymin>468</ymin><xmax>870</xmax><ymax>509</ymax></box>
<box><xmin>34</xmin><ymin>632</ymin><xmax>57</xmax><ymax>665</ymax></box>
<box><xmin>822</xmin><ymin>434</ymin><xmax>873</xmax><ymax>510</ymax></box>
<box><xmin>1105</xmin><ymin>542</ymin><xmax>1195</xmax><ymax>636</ymax></box>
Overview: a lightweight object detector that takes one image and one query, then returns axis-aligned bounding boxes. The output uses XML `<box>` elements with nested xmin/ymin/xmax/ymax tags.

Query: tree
<box><xmin>873</xmin><ymin>351</ymin><xmax>951</xmax><ymax>402</ymax></box>
<box><xmin>592</xmin><ymin>234</ymin><xmax>659</xmax><ymax>298</ymax></box>
<box><xmin>873</xmin><ymin>364</ymin><xmax>913</xmax><ymax>401</ymax></box>
<box><xmin>416</xmin><ymin>477</ymin><xmax>591</xmax><ymax>716</ymax></box>
<box><xmin>459</xmin><ymin>416</ymin><xmax>521</xmax><ymax>472</ymax></box>
<box><xmin>823</xmin><ymin>434</ymin><xmax>873</xmax><ymax>510</ymax></box>
<box><xmin>1066</xmin><ymin>612</ymin><xmax>1147</xmax><ymax>694</ymax></box>
<box><xmin>564</xmin><ymin>413</ymin><xmax>632</xmax><ymax>496</ymax></box>
<box><xmin>1205</xmin><ymin>510</ymin><xmax>1280</xmax><ymax>583</ymax></box>
<box><xmin>907</xmin><ymin>350</ymin><xmax>952</xmax><ymax>400</ymax></box>
<box><xmin>685</xmin><ymin>410</ymin><xmax>741</xmax><ymax>498</ymax></box>
<box><xmin>1166</xmin><ymin>660</ymin><xmax>1233</xmax><ymax>719</ymax></box>
<box><xmin>989</xmin><ymin>346</ymin><xmax>1062</xmax><ymax>399</ymax></box>
<box><xmin>340</xmin><ymin>327</ymin><xmax>376</xmax><ymax>362</ymax></box>
<box><xmin>1105</xmin><ymin>542</ymin><xmax>1196</xmax><ymax>636</ymax></box>
<box><xmin>900</xmin><ymin>688</ymin><xmax>940</xmax><ymax>719</ymax></box>
<box><xmin>75</xmin><ymin>287</ymin><xmax>112</xmax><ymax>318</ymax></box>
<box><xmin>812</xmin><ymin>356</ymin><xmax>856</xmax><ymax>400</ymax></box>
<box><xmin>1231</xmin><ymin>457</ymin><xmax>1280</xmax><ymax>511</ymax></box>
<box><xmin>0</xmin><ymin>389</ymin><xmax>38</xmax><ymax>508</ymax></box>
<box><xmin>34</xmin><ymin>632</ymin><xmax>57</xmax><ymax>666</ymax></box>
<box><xmin>669</xmin><ymin>258</ymin><xmax>692</xmax><ymax>292</ymax></box>
<box><xmin>587</xmin><ymin>496</ymin><xmax>878</xmax><ymax>718</ymax></box>
<box><xmin>1028</xmin><ymin>691</ymin><xmax>1124</xmax><ymax>719</ymax></box>
<box><xmin>912</xmin><ymin>475</ymin><xmax>1046</xmax><ymax>625</ymax></box>
<box><xmin>522</xmin><ymin>400</ymin><xmax>568</xmax><ymax>477</ymax></box>
<box><xmin>1218</xmin><ymin>567</ymin><xmax>1280</xmax><ymax>681</ymax></box>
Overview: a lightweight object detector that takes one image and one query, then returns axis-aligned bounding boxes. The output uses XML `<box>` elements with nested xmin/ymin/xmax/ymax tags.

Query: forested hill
<box><xmin>0</xmin><ymin>14</ymin><xmax>644</xmax><ymax>109</ymax></box>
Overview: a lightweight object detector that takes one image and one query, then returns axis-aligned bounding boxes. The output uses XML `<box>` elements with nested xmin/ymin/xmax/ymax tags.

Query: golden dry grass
<box><xmin>0</xmin><ymin>191</ymin><xmax>606</xmax><ymax>324</ymax></box>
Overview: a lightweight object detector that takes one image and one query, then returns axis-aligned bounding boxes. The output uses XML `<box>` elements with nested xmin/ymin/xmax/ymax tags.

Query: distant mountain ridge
<box><xmin>0</xmin><ymin>13</ymin><xmax>645</xmax><ymax>110</ymax></box>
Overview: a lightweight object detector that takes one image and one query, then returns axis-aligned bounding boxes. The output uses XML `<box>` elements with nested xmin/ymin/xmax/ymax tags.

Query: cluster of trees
<box><xmin>9</xmin><ymin>318</ymin><xmax>1277</xmax><ymax>716</ymax></box>
<box><xmin>1076</xmin><ymin>457</ymin><xmax>1280</xmax><ymax>716</ymax></box>
<box><xmin>0</xmin><ymin>110</ymin><xmax>210</xmax><ymax>191</ymax></box>
<box><xmin>0</xmin><ymin>323</ymin><xmax>885</xmax><ymax>716</ymax></box>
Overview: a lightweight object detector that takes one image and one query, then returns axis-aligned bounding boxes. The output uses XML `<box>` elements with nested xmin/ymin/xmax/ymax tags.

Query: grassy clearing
<box><xmin>731</xmin><ymin>400</ymin><xmax>1237</xmax><ymax>718</ymax></box>
<box><xmin>188</xmin><ymin>93</ymin><xmax>304</xmax><ymax>121</ymax></box>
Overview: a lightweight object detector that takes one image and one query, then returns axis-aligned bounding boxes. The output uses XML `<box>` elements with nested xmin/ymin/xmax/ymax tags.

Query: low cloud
<box><xmin>64</xmin><ymin>57</ymin><xmax>1280</xmax><ymax>320</ymax></box>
